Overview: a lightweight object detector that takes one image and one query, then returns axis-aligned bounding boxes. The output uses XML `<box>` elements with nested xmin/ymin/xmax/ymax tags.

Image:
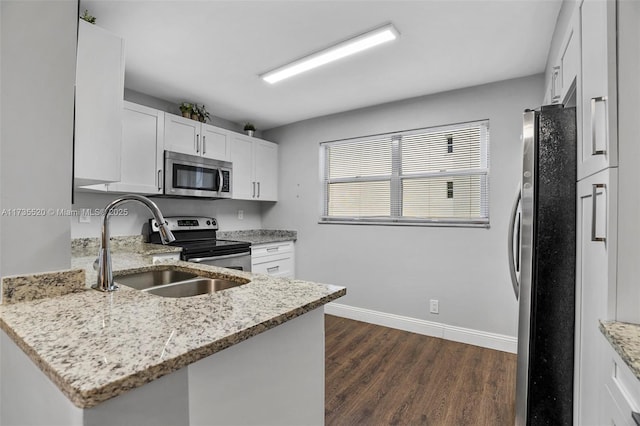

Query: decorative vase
<box><xmin>246</xmin><ymin>130</ymin><xmax>255</xmax><ymax>137</ymax></box>
<box><xmin>182</xmin><ymin>111</ymin><xmax>190</xmax><ymax>118</ymax></box>
<box><xmin>191</xmin><ymin>113</ymin><xmax>200</xmax><ymax>121</ymax></box>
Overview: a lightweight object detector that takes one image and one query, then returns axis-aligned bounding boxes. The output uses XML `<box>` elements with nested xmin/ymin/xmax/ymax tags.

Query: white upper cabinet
<box><xmin>230</xmin><ymin>134</ymin><xmax>254</xmax><ymax>200</ymax></box>
<box><xmin>164</xmin><ymin>113</ymin><xmax>230</xmax><ymax>161</ymax></box>
<box><xmin>559</xmin><ymin>12</ymin><xmax>580</xmax><ymax>103</ymax></box>
<box><xmin>230</xmin><ymin>134</ymin><xmax>278</xmax><ymax>201</ymax></box>
<box><xmin>579</xmin><ymin>0</ymin><xmax>617</xmax><ymax>179</ymax></box>
<box><xmin>107</xmin><ymin>102</ymin><xmax>164</xmax><ymax>194</ymax></box>
<box><xmin>544</xmin><ymin>7</ymin><xmax>580</xmax><ymax>107</ymax></box>
<box><xmin>254</xmin><ymin>140</ymin><xmax>278</xmax><ymax>201</ymax></box>
<box><xmin>74</xmin><ymin>19</ymin><xmax>124</xmax><ymax>186</ymax></box>
<box><xmin>201</xmin><ymin>125</ymin><xmax>231</xmax><ymax>161</ymax></box>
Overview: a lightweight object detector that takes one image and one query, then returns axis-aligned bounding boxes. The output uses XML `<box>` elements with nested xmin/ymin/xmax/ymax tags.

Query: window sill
<box><xmin>318</xmin><ymin>219</ymin><xmax>490</xmax><ymax>229</ymax></box>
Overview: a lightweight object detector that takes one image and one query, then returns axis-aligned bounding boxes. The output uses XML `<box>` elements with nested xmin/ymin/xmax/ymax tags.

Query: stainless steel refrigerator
<box><xmin>508</xmin><ymin>105</ymin><xmax>576</xmax><ymax>425</ymax></box>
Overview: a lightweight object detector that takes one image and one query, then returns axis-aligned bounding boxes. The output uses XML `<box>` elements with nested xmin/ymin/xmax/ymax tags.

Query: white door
<box><xmin>201</xmin><ymin>124</ymin><xmax>230</xmax><ymax>161</ymax></box>
<box><xmin>230</xmin><ymin>135</ymin><xmax>254</xmax><ymax>200</ymax></box>
<box><xmin>579</xmin><ymin>0</ymin><xmax>617</xmax><ymax>179</ymax></box>
<box><xmin>164</xmin><ymin>113</ymin><xmax>199</xmax><ymax>157</ymax></box>
<box><xmin>108</xmin><ymin>102</ymin><xmax>164</xmax><ymax>194</ymax></box>
<box><xmin>254</xmin><ymin>140</ymin><xmax>278</xmax><ymax>201</ymax></box>
<box><xmin>575</xmin><ymin>168</ymin><xmax>617</xmax><ymax>425</ymax></box>
<box><xmin>74</xmin><ymin>19</ymin><xmax>124</xmax><ymax>185</ymax></box>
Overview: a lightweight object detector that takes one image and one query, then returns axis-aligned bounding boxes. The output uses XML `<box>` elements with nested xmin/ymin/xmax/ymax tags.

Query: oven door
<box><xmin>164</xmin><ymin>151</ymin><xmax>231</xmax><ymax>198</ymax></box>
<box><xmin>187</xmin><ymin>252</ymin><xmax>251</xmax><ymax>272</ymax></box>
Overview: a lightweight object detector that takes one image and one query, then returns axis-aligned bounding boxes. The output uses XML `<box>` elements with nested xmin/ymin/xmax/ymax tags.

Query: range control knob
<box><xmin>206</xmin><ymin>220</ymin><xmax>211</xmax><ymax>226</ymax></box>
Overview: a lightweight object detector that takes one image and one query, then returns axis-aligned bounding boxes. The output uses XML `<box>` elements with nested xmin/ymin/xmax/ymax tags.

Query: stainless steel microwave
<box><xmin>164</xmin><ymin>151</ymin><xmax>232</xmax><ymax>198</ymax></box>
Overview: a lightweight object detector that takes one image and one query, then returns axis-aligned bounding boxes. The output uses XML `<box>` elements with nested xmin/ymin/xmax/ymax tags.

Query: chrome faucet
<box><xmin>93</xmin><ymin>194</ymin><xmax>175</xmax><ymax>292</ymax></box>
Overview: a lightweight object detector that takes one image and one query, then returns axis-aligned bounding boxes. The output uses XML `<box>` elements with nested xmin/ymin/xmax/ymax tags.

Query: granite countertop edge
<box><xmin>216</xmin><ymin>229</ymin><xmax>297</xmax><ymax>245</ymax></box>
<box><xmin>0</xmin><ymin>259</ymin><xmax>345</xmax><ymax>409</ymax></box>
<box><xmin>78</xmin><ymin>291</ymin><xmax>343</xmax><ymax>408</ymax></box>
<box><xmin>599</xmin><ymin>320</ymin><xmax>640</xmax><ymax>380</ymax></box>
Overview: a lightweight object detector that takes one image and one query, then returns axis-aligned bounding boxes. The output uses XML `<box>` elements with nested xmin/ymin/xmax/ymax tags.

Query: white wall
<box><xmin>71</xmin><ymin>192</ymin><xmax>263</xmax><ymax>238</ymax></box>
<box><xmin>263</xmin><ymin>75</ymin><xmax>544</xmax><ymax>338</ymax></box>
<box><xmin>0</xmin><ymin>0</ymin><xmax>76</xmax><ymax>276</ymax></box>
<box><xmin>1</xmin><ymin>0</ymin><xmax>77</xmax><ymax>422</ymax></box>
<box><xmin>615</xmin><ymin>0</ymin><xmax>640</xmax><ymax>324</ymax></box>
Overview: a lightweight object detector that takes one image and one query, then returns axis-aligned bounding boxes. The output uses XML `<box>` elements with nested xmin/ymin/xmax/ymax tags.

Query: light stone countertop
<box><xmin>216</xmin><ymin>229</ymin><xmax>297</xmax><ymax>245</ymax></box>
<box><xmin>0</xmin><ymin>252</ymin><xmax>345</xmax><ymax>408</ymax></box>
<box><xmin>600</xmin><ymin>321</ymin><xmax>640</xmax><ymax>380</ymax></box>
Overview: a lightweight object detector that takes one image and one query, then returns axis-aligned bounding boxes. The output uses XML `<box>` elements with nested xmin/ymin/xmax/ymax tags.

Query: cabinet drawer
<box><xmin>605</xmin><ymin>339</ymin><xmax>640</xmax><ymax>425</ymax></box>
<box><xmin>252</xmin><ymin>241</ymin><xmax>294</xmax><ymax>259</ymax></box>
<box><xmin>603</xmin><ymin>384</ymin><xmax>633</xmax><ymax>426</ymax></box>
<box><xmin>252</xmin><ymin>256</ymin><xmax>294</xmax><ymax>278</ymax></box>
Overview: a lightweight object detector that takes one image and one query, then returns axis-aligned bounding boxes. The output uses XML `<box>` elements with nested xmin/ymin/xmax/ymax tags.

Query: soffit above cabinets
<box><xmin>80</xmin><ymin>0</ymin><xmax>561</xmax><ymax>130</ymax></box>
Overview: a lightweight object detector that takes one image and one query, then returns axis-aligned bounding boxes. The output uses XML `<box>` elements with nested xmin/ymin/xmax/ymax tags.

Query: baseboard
<box><xmin>324</xmin><ymin>302</ymin><xmax>517</xmax><ymax>354</ymax></box>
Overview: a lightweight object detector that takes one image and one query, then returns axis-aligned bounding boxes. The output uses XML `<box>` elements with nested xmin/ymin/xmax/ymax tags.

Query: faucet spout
<box><xmin>93</xmin><ymin>194</ymin><xmax>175</xmax><ymax>292</ymax></box>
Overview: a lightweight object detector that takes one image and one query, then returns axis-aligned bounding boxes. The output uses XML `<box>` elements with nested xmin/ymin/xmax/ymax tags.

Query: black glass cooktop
<box><xmin>174</xmin><ymin>238</ymin><xmax>250</xmax><ymax>260</ymax></box>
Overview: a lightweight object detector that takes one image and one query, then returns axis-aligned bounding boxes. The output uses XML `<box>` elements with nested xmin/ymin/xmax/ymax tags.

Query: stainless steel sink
<box><xmin>114</xmin><ymin>266</ymin><xmax>250</xmax><ymax>297</ymax></box>
<box><xmin>114</xmin><ymin>269</ymin><xmax>199</xmax><ymax>290</ymax></box>
<box><xmin>143</xmin><ymin>278</ymin><xmax>248</xmax><ymax>298</ymax></box>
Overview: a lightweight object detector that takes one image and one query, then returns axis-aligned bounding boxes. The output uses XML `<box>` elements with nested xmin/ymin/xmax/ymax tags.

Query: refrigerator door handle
<box><xmin>508</xmin><ymin>187</ymin><xmax>522</xmax><ymax>300</ymax></box>
<box><xmin>591</xmin><ymin>183</ymin><xmax>607</xmax><ymax>242</ymax></box>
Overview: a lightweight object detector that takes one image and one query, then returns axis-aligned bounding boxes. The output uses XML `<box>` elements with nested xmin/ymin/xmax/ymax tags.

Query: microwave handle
<box><xmin>218</xmin><ymin>169</ymin><xmax>223</xmax><ymax>192</ymax></box>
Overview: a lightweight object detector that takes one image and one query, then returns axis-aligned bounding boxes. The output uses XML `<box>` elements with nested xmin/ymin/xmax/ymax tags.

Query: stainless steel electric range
<box><xmin>147</xmin><ymin>216</ymin><xmax>251</xmax><ymax>272</ymax></box>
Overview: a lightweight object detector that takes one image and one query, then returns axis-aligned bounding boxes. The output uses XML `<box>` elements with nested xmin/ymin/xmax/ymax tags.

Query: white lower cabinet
<box><xmin>575</xmin><ymin>168</ymin><xmax>618</xmax><ymax>425</ymax></box>
<box><xmin>601</xmin><ymin>335</ymin><xmax>640</xmax><ymax>426</ymax></box>
<box><xmin>251</xmin><ymin>241</ymin><xmax>295</xmax><ymax>278</ymax></box>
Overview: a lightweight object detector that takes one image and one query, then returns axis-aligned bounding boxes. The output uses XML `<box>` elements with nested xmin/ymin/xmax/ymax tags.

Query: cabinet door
<box><xmin>254</xmin><ymin>140</ymin><xmax>278</xmax><ymax>201</ymax></box>
<box><xmin>164</xmin><ymin>113</ymin><xmax>199</xmax><ymax>157</ymax></box>
<box><xmin>230</xmin><ymin>135</ymin><xmax>255</xmax><ymax>200</ymax></box>
<box><xmin>74</xmin><ymin>20</ymin><xmax>124</xmax><ymax>186</ymax></box>
<box><xmin>107</xmin><ymin>102</ymin><xmax>164</xmax><ymax>194</ymax></box>
<box><xmin>579</xmin><ymin>0</ymin><xmax>617</xmax><ymax>179</ymax></box>
<box><xmin>560</xmin><ymin>11</ymin><xmax>580</xmax><ymax>103</ymax></box>
<box><xmin>201</xmin><ymin>124</ymin><xmax>230</xmax><ymax>161</ymax></box>
<box><xmin>575</xmin><ymin>169</ymin><xmax>618</xmax><ymax>425</ymax></box>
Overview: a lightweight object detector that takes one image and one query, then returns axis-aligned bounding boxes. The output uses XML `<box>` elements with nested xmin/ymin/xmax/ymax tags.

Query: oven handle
<box><xmin>188</xmin><ymin>252</ymin><xmax>250</xmax><ymax>263</ymax></box>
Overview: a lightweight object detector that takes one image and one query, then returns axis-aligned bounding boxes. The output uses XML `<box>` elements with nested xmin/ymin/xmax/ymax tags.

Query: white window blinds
<box><xmin>320</xmin><ymin>120</ymin><xmax>490</xmax><ymax>226</ymax></box>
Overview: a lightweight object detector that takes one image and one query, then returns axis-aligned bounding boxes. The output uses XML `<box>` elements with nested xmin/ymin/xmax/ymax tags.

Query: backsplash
<box><xmin>71</xmin><ymin>192</ymin><xmax>263</xmax><ymax>238</ymax></box>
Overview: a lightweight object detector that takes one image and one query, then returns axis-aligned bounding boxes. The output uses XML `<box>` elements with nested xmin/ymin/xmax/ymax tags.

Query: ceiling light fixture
<box><xmin>260</xmin><ymin>23</ymin><xmax>399</xmax><ymax>84</ymax></box>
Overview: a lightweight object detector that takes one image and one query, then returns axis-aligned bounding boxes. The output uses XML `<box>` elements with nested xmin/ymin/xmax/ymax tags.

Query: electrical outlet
<box><xmin>429</xmin><ymin>299</ymin><xmax>439</xmax><ymax>314</ymax></box>
<box><xmin>237</xmin><ymin>210</ymin><xmax>244</xmax><ymax>220</ymax></box>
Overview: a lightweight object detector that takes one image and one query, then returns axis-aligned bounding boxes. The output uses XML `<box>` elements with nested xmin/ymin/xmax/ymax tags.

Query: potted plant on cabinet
<box><xmin>244</xmin><ymin>122</ymin><xmax>256</xmax><ymax>137</ymax></box>
<box><xmin>179</xmin><ymin>102</ymin><xmax>193</xmax><ymax>118</ymax></box>
<box><xmin>193</xmin><ymin>104</ymin><xmax>210</xmax><ymax>123</ymax></box>
<box><xmin>80</xmin><ymin>9</ymin><xmax>96</xmax><ymax>24</ymax></box>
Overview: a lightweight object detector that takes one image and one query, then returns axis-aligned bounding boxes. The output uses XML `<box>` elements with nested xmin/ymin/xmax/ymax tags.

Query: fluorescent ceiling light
<box><xmin>261</xmin><ymin>23</ymin><xmax>399</xmax><ymax>84</ymax></box>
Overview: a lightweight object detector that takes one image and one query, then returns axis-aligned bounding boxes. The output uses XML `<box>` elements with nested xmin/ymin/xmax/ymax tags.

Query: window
<box><xmin>320</xmin><ymin>120</ymin><xmax>490</xmax><ymax>226</ymax></box>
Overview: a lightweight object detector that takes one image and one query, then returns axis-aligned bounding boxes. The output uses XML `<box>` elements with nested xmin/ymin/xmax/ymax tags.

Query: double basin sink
<box><xmin>115</xmin><ymin>268</ymin><xmax>249</xmax><ymax>298</ymax></box>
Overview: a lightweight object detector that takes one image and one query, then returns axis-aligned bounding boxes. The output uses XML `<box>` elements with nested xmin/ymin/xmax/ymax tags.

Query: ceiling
<box><xmin>81</xmin><ymin>0</ymin><xmax>562</xmax><ymax>131</ymax></box>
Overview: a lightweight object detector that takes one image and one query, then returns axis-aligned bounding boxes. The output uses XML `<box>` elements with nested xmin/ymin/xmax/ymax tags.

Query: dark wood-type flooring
<box><xmin>325</xmin><ymin>315</ymin><xmax>516</xmax><ymax>426</ymax></box>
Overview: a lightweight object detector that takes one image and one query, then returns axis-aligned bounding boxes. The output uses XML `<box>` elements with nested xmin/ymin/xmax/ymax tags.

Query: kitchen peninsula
<box><xmin>0</xmin><ymin>241</ymin><xmax>345</xmax><ymax>426</ymax></box>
